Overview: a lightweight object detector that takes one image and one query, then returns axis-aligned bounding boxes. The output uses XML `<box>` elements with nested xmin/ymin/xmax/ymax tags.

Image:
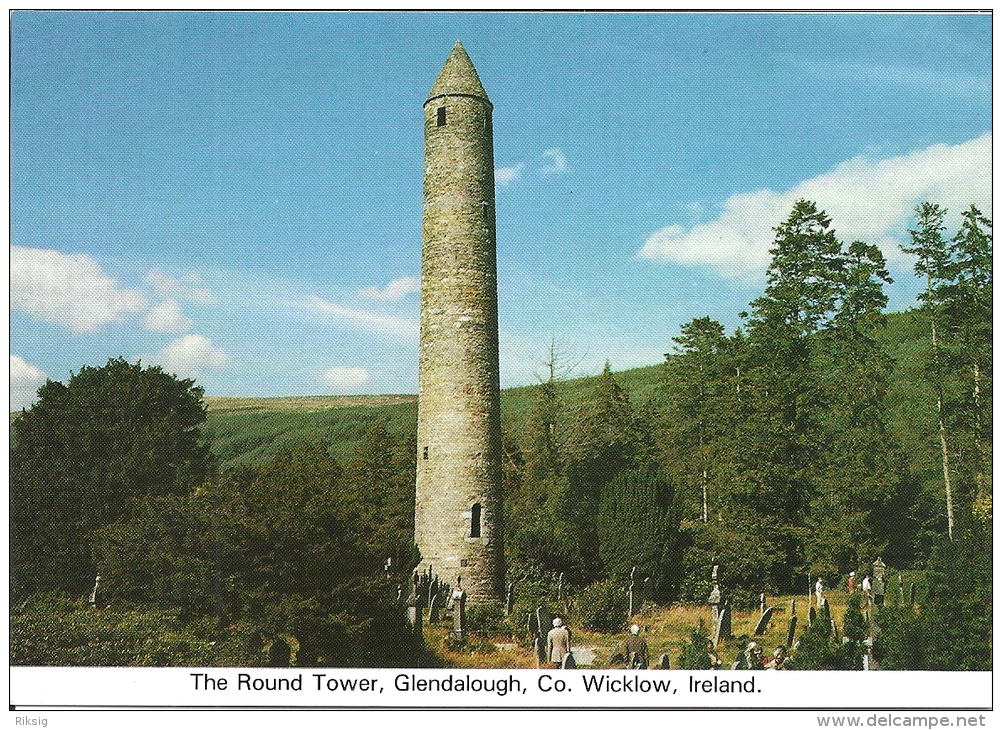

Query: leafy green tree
<box><xmin>11</xmin><ymin>357</ymin><xmax>214</xmax><ymax>598</ymax></box>
<box><xmin>916</xmin><ymin>522</ymin><xmax>992</xmax><ymax>670</ymax></box>
<box><xmin>576</xmin><ymin>578</ymin><xmax>629</xmax><ymax>633</ymax></box>
<box><xmin>506</xmin><ymin>363</ymin><xmax>584</xmax><ymax>580</ymax></box>
<box><xmin>563</xmin><ymin>363</ymin><xmax>639</xmax><ymax>582</ymax></box>
<box><xmin>344</xmin><ymin>422</ymin><xmax>417</xmax><ymax>568</ymax></box>
<box><xmin>93</xmin><ymin>441</ymin><xmax>422</xmax><ymax>666</ymax></box>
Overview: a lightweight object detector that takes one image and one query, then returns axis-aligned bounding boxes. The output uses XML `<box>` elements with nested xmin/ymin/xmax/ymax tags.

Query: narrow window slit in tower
<box><xmin>423</xmin><ymin>446</ymin><xmax>429</xmax><ymax>460</ymax></box>
<box><xmin>437</xmin><ymin>106</ymin><xmax>446</xmax><ymax>127</ymax></box>
<box><xmin>470</xmin><ymin>503</ymin><xmax>482</xmax><ymax>538</ymax></box>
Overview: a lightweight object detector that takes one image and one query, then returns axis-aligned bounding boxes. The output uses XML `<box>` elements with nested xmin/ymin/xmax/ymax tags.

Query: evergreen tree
<box><xmin>661</xmin><ymin>317</ymin><xmax>737</xmax><ymax>523</ymax></box>
<box><xmin>943</xmin><ymin>205</ymin><xmax>992</xmax><ymax>524</ymax></box>
<box><xmin>596</xmin><ymin>465</ymin><xmax>680</xmax><ymax>600</ymax></box>
<box><xmin>903</xmin><ymin>202</ymin><xmax>956</xmax><ymax>538</ymax></box>
<box><xmin>563</xmin><ymin>362</ymin><xmax>639</xmax><ymax>583</ymax></box>
<box><xmin>809</xmin><ymin>239</ymin><xmax>901</xmax><ymax>572</ymax></box>
<box><xmin>736</xmin><ymin>200</ymin><xmax>844</xmax><ymax>588</ymax></box>
<box><xmin>11</xmin><ymin>358</ymin><xmax>214</xmax><ymax>598</ymax></box>
<box><xmin>507</xmin><ymin>353</ymin><xmax>583</xmax><ymax>580</ymax></box>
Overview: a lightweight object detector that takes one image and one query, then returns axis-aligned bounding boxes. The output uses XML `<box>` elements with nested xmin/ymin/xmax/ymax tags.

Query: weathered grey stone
<box><xmin>452</xmin><ymin>580</ymin><xmax>467</xmax><ymax>639</ymax></box>
<box><xmin>786</xmin><ymin>615</ymin><xmax>798</xmax><ymax>649</ymax></box>
<box><xmin>754</xmin><ymin>606</ymin><xmax>774</xmax><ymax>636</ymax></box>
<box><xmin>414</xmin><ymin>42</ymin><xmax>504</xmax><ymax>605</ymax></box>
<box><xmin>561</xmin><ymin>652</ymin><xmax>577</xmax><ymax>670</ymax></box>
<box><xmin>658</xmin><ymin>653</ymin><xmax>670</xmax><ymax>670</ymax></box>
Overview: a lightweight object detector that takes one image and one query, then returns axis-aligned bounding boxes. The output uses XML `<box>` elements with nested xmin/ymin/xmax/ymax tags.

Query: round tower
<box><xmin>415</xmin><ymin>41</ymin><xmax>504</xmax><ymax>603</ymax></box>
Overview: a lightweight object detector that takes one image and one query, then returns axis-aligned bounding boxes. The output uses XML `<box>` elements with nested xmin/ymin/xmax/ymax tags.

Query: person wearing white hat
<box><xmin>625</xmin><ymin>624</ymin><xmax>649</xmax><ymax>669</ymax></box>
<box><xmin>547</xmin><ymin>616</ymin><xmax>571</xmax><ymax>667</ymax></box>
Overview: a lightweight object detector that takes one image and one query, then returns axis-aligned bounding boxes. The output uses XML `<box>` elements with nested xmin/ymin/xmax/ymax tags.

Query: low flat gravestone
<box><xmin>754</xmin><ymin>606</ymin><xmax>775</xmax><ymax>635</ymax></box>
<box><xmin>561</xmin><ymin>653</ymin><xmax>577</xmax><ymax>670</ymax></box>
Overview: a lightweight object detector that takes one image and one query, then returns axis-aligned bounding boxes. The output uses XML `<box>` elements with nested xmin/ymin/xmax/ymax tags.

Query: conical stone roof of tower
<box><xmin>427</xmin><ymin>40</ymin><xmax>490</xmax><ymax>104</ymax></box>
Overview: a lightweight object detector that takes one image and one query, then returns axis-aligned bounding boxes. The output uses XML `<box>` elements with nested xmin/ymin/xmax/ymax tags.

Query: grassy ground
<box><xmin>422</xmin><ymin>588</ymin><xmax>876</xmax><ymax>670</ymax></box>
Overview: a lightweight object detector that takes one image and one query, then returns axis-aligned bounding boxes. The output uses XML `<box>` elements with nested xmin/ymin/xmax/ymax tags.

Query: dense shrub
<box><xmin>465</xmin><ymin>603</ymin><xmax>511</xmax><ymax>638</ymax></box>
<box><xmin>677</xmin><ymin>622</ymin><xmax>715</xmax><ymax>670</ymax></box>
<box><xmin>10</xmin><ymin>593</ymin><xmax>261</xmax><ymax>666</ymax></box>
<box><xmin>576</xmin><ymin>579</ymin><xmax>629</xmax><ymax>633</ymax></box>
<box><xmin>597</xmin><ymin>465</ymin><xmax>682</xmax><ymax>600</ymax></box>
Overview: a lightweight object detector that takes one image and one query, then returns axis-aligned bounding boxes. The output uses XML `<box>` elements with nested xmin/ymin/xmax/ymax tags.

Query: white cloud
<box><xmin>495</xmin><ymin>164</ymin><xmax>524</xmax><ymax>187</ymax></box>
<box><xmin>639</xmin><ymin>133</ymin><xmax>992</xmax><ymax>280</ymax></box>
<box><xmin>322</xmin><ymin>366</ymin><xmax>369</xmax><ymax>392</ymax></box>
<box><xmin>145</xmin><ymin>270</ymin><xmax>212</xmax><ymax>303</ymax></box>
<box><xmin>304</xmin><ymin>295</ymin><xmax>419</xmax><ymax>339</ymax></box>
<box><xmin>153</xmin><ymin>334</ymin><xmax>230</xmax><ymax>376</ymax></box>
<box><xmin>10</xmin><ymin>355</ymin><xmax>48</xmax><ymax>410</ymax></box>
<box><xmin>11</xmin><ymin>246</ymin><xmax>147</xmax><ymax>333</ymax></box>
<box><xmin>356</xmin><ymin>276</ymin><xmax>421</xmax><ymax>302</ymax></box>
<box><xmin>145</xmin><ymin>300</ymin><xmax>193</xmax><ymax>333</ymax></box>
<box><xmin>540</xmin><ymin>148</ymin><xmax>568</xmax><ymax>176</ymax></box>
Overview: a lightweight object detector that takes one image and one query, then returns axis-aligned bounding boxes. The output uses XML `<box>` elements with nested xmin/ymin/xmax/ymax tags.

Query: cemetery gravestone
<box><xmin>754</xmin><ymin>605</ymin><xmax>775</xmax><ymax>636</ymax></box>
<box><xmin>786</xmin><ymin>615</ymin><xmax>797</xmax><ymax>649</ymax></box>
<box><xmin>452</xmin><ymin>578</ymin><xmax>467</xmax><ymax>640</ymax></box>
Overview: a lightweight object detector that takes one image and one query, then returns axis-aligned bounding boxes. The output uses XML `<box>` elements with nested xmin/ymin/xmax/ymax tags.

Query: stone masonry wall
<box><xmin>415</xmin><ymin>90</ymin><xmax>504</xmax><ymax>604</ymax></box>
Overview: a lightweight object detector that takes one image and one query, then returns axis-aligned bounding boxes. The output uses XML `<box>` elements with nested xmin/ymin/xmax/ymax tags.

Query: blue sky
<box><xmin>9</xmin><ymin>12</ymin><xmax>992</xmax><ymax>407</ymax></box>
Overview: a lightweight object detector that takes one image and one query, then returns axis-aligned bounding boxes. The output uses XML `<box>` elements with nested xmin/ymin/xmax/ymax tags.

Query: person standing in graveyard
<box><xmin>705</xmin><ymin>640</ymin><xmax>723</xmax><ymax>669</ymax></box>
<box><xmin>872</xmin><ymin>572</ymin><xmax>886</xmax><ymax>607</ymax></box>
<box><xmin>741</xmin><ymin>641</ymin><xmax>765</xmax><ymax>669</ymax></box>
<box><xmin>815</xmin><ymin>577</ymin><xmax>826</xmax><ymax>607</ymax></box>
<box><xmin>861</xmin><ymin>573</ymin><xmax>873</xmax><ymax>608</ymax></box>
<box><xmin>847</xmin><ymin>571</ymin><xmax>856</xmax><ymax>594</ymax></box>
<box><xmin>625</xmin><ymin>624</ymin><xmax>649</xmax><ymax>669</ymax></box>
<box><xmin>765</xmin><ymin>646</ymin><xmax>788</xmax><ymax>669</ymax></box>
<box><xmin>547</xmin><ymin>617</ymin><xmax>571</xmax><ymax>668</ymax></box>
